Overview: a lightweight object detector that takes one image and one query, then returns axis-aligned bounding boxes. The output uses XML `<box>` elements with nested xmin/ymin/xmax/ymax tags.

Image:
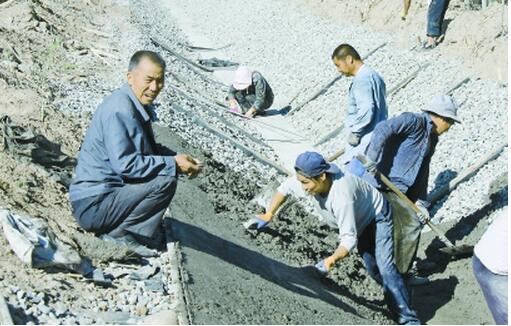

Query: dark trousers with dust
<box><xmin>233</xmin><ymin>92</ymin><xmax>274</xmax><ymax>114</ymax></box>
<box><xmin>357</xmin><ymin>198</ymin><xmax>420</xmax><ymax>325</ymax></box>
<box><xmin>427</xmin><ymin>0</ymin><xmax>450</xmax><ymax>37</ymax></box>
<box><xmin>71</xmin><ymin>175</ymin><xmax>177</xmax><ymax>243</ymax></box>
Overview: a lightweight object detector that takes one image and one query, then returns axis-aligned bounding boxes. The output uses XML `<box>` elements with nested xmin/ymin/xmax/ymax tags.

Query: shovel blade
<box><xmin>438</xmin><ymin>244</ymin><xmax>474</xmax><ymax>257</ymax></box>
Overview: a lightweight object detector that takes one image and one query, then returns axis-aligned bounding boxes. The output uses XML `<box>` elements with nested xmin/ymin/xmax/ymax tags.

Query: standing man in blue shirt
<box><xmin>69</xmin><ymin>51</ymin><xmax>202</xmax><ymax>251</ymax></box>
<box><xmin>331</xmin><ymin>44</ymin><xmax>388</xmax><ymax>164</ymax></box>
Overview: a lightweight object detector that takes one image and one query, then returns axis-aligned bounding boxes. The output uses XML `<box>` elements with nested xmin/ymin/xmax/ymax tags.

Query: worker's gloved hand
<box><xmin>243</xmin><ymin>215</ymin><xmax>270</xmax><ymax>230</ymax></box>
<box><xmin>356</xmin><ymin>154</ymin><xmax>378</xmax><ymax>174</ymax></box>
<box><xmin>229</xmin><ymin>105</ymin><xmax>240</xmax><ymax>113</ymax></box>
<box><xmin>314</xmin><ymin>259</ymin><xmax>329</xmax><ymax>276</ymax></box>
<box><xmin>347</xmin><ymin>132</ymin><xmax>361</xmax><ymax>146</ymax></box>
<box><xmin>346</xmin><ymin>158</ymin><xmax>366</xmax><ymax>177</ymax></box>
<box><xmin>416</xmin><ymin>201</ymin><xmax>430</xmax><ymax>224</ymax></box>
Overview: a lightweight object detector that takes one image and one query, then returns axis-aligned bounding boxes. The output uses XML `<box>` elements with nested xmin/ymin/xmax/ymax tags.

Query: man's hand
<box><xmin>356</xmin><ymin>154</ymin><xmax>378</xmax><ymax>174</ymax></box>
<box><xmin>416</xmin><ymin>201</ymin><xmax>430</xmax><ymax>224</ymax></box>
<box><xmin>229</xmin><ymin>100</ymin><xmax>240</xmax><ymax>113</ymax></box>
<box><xmin>245</xmin><ymin>107</ymin><xmax>257</xmax><ymax>118</ymax></box>
<box><xmin>347</xmin><ymin>132</ymin><xmax>361</xmax><ymax>146</ymax></box>
<box><xmin>243</xmin><ymin>213</ymin><xmax>271</xmax><ymax>230</ymax></box>
<box><xmin>175</xmin><ymin>154</ymin><xmax>203</xmax><ymax>177</ymax></box>
<box><xmin>314</xmin><ymin>259</ymin><xmax>328</xmax><ymax>276</ymax></box>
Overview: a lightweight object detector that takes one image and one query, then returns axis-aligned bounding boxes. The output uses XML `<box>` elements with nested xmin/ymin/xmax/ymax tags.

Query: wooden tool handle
<box><xmin>327</xmin><ymin>148</ymin><xmax>345</xmax><ymax>162</ymax></box>
<box><xmin>355</xmin><ymin>154</ymin><xmax>455</xmax><ymax>247</ymax></box>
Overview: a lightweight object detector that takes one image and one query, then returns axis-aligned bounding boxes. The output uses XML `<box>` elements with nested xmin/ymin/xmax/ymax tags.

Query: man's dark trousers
<box><xmin>357</xmin><ymin>198</ymin><xmax>420</xmax><ymax>324</ymax></box>
<box><xmin>71</xmin><ymin>175</ymin><xmax>177</xmax><ymax>245</ymax></box>
<box><xmin>427</xmin><ymin>0</ymin><xmax>450</xmax><ymax>38</ymax></box>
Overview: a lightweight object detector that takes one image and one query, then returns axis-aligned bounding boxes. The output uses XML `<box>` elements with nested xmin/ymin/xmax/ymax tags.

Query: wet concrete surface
<box><xmin>154</xmin><ymin>124</ymin><xmax>391</xmax><ymax>324</ymax></box>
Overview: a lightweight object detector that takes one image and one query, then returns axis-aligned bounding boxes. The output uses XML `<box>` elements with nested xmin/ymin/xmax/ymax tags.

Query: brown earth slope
<box><xmin>296</xmin><ymin>0</ymin><xmax>508</xmax><ymax>81</ymax></box>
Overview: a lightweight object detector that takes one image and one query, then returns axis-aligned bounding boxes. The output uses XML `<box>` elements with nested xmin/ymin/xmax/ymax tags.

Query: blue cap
<box><xmin>294</xmin><ymin>151</ymin><xmax>340</xmax><ymax>178</ymax></box>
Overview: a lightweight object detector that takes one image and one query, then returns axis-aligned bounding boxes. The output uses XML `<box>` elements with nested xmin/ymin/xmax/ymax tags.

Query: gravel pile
<box><xmin>427</xmin><ymin>78</ymin><xmax>507</xmax><ymax>223</ymax></box>
<box><xmin>127</xmin><ymin>0</ymin><xmax>284</xmax><ymax>183</ymax></box>
<box><xmin>163</xmin><ymin>0</ymin><xmax>385</xmax><ymax>108</ymax></box>
<box><xmin>0</xmin><ymin>255</ymin><xmax>181</xmax><ymax>325</ymax></box>
<box><xmin>154</xmin><ymin>0</ymin><xmax>507</xmax><ymax>224</ymax></box>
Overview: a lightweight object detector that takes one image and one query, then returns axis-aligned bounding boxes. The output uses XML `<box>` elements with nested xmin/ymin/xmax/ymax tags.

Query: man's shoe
<box><xmin>406</xmin><ymin>275</ymin><xmax>430</xmax><ymax>286</ymax></box>
<box><xmin>100</xmin><ymin>234</ymin><xmax>158</xmax><ymax>257</ymax></box>
<box><xmin>415</xmin><ymin>260</ymin><xmax>437</xmax><ymax>272</ymax></box>
<box><xmin>132</xmin><ymin>230</ymin><xmax>167</xmax><ymax>252</ymax></box>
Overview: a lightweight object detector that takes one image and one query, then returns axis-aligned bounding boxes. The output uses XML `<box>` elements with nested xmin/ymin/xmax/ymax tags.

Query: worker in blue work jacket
<box><xmin>350</xmin><ymin>94</ymin><xmax>460</xmax><ymax>277</ymax></box>
<box><xmin>69</xmin><ymin>51</ymin><xmax>203</xmax><ymax>254</ymax></box>
<box><xmin>331</xmin><ymin>43</ymin><xmax>388</xmax><ymax>165</ymax></box>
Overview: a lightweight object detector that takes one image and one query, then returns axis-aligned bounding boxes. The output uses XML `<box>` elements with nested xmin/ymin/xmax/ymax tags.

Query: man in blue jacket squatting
<box><xmin>69</xmin><ymin>51</ymin><xmax>202</xmax><ymax>253</ymax></box>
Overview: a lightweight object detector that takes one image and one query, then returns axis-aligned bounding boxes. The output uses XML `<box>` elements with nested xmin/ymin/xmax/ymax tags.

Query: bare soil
<box><xmin>295</xmin><ymin>0</ymin><xmax>508</xmax><ymax>81</ymax></box>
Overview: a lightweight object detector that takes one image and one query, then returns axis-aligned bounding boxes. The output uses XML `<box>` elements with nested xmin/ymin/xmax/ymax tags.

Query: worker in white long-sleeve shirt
<box><xmin>244</xmin><ymin>151</ymin><xmax>420</xmax><ymax>325</ymax></box>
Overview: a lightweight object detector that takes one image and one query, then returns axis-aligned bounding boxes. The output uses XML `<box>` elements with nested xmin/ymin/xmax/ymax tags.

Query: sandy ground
<box><xmin>295</xmin><ymin>0</ymin><xmax>508</xmax><ymax>82</ymax></box>
<box><xmin>0</xmin><ymin>0</ymin><xmax>507</xmax><ymax>324</ymax></box>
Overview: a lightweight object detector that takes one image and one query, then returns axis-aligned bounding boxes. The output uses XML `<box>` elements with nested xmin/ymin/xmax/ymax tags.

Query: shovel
<box><xmin>253</xmin><ymin>148</ymin><xmax>346</xmax><ymax>208</ymax></box>
<box><xmin>355</xmin><ymin>154</ymin><xmax>473</xmax><ymax>257</ymax></box>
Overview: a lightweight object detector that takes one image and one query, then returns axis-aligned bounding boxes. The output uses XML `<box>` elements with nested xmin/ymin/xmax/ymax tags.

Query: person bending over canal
<box><xmin>227</xmin><ymin>66</ymin><xmax>274</xmax><ymax>118</ymax></box>
<box><xmin>348</xmin><ymin>94</ymin><xmax>460</xmax><ymax>277</ymax></box>
<box><xmin>245</xmin><ymin>151</ymin><xmax>420</xmax><ymax>325</ymax></box>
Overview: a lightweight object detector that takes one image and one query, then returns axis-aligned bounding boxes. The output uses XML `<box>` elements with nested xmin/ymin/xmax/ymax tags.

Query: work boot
<box><xmin>406</xmin><ymin>275</ymin><xmax>430</xmax><ymax>286</ymax></box>
<box><xmin>132</xmin><ymin>229</ymin><xmax>167</xmax><ymax>252</ymax></box>
<box><xmin>100</xmin><ymin>234</ymin><xmax>158</xmax><ymax>257</ymax></box>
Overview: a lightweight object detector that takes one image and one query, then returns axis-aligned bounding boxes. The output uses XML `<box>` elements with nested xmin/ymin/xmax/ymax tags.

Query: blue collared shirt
<box><xmin>346</xmin><ymin>65</ymin><xmax>388</xmax><ymax>136</ymax></box>
<box><xmin>364</xmin><ymin>112</ymin><xmax>438</xmax><ymax>203</ymax></box>
<box><xmin>69</xmin><ymin>84</ymin><xmax>176</xmax><ymax>202</ymax></box>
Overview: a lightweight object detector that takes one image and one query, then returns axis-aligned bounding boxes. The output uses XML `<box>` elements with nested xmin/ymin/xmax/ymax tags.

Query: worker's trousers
<box><xmin>472</xmin><ymin>255</ymin><xmax>508</xmax><ymax>325</ymax></box>
<box><xmin>426</xmin><ymin>0</ymin><xmax>450</xmax><ymax>37</ymax></box>
<box><xmin>71</xmin><ymin>175</ymin><xmax>177</xmax><ymax>247</ymax></box>
<box><xmin>233</xmin><ymin>92</ymin><xmax>274</xmax><ymax>114</ymax></box>
<box><xmin>357</xmin><ymin>198</ymin><xmax>420</xmax><ymax>325</ymax></box>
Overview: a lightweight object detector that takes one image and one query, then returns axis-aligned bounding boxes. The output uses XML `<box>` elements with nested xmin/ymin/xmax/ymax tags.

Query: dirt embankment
<box><xmin>0</xmin><ymin>0</ymin><xmax>163</xmax><ymax>324</ymax></box>
<box><xmin>295</xmin><ymin>0</ymin><xmax>508</xmax><ymax>81</ymax></box>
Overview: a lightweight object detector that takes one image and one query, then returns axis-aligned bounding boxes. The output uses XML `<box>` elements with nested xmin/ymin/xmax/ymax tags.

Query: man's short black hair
<box><xmin>128</xmin><ymin>50</ymin><xmax>166</xmax><ymax>71</ymax></box>
<box><xmin>331</xmin><ymin>44</ymin><xmax>361</xmax><ymax>61</ymax></box>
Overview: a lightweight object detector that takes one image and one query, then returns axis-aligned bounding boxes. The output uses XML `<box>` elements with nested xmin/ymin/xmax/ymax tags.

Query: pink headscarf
<box><xmin>232</xmin><ymin>66</ymin><xmax>253</xmax><ymax>90</ymax></box>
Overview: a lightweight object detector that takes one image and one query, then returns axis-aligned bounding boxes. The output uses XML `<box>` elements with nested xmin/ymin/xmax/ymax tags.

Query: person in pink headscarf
<box><xmin>227</xmin><ymin>66</ymin><xmax>274</xmax><ymax>118</ymax></box>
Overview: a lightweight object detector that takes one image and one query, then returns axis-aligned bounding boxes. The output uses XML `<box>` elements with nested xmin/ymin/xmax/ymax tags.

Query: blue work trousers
<box><xmin>473</xmin><ymin>255</ymin><xmax>508</xmax><ymax>325</ymax></box>
<box><xmin>357</xmin><ymin>198</ymin><xmax>420</xmax><ymax>325</ymax></box>
<box><xmin>71</xmin><ymin>175</ymin><xmax>177</xmax><ymax>242</ymax></box>
<box><xmin>427</xmin><ymin>0</ymin><xmax>450</xmax><ymax>37</ymax></box>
